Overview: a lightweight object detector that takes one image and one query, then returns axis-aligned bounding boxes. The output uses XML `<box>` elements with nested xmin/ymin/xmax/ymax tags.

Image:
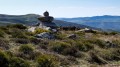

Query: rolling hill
<box><xmin>57</xmin><ymin>15</ymin><xmax>120</xmax><ymax>31</ymax></box>
<box><xmin>0</xmin><ymin>14</ymin><xmax>98</xmax><ymax>30</ymax></box>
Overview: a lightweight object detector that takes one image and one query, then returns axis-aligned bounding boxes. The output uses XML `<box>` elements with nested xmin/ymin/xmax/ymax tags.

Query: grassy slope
<box><xmin>0</xmin><ymin>24</ymin><xmax>120</xmax><ymax>67</ymax></box>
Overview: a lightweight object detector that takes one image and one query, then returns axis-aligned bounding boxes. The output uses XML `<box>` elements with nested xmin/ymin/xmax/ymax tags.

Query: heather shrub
<box><xmin>36</xmin><ymin>54</ymin><xmax>59</xmax><ymax>67</ymax></box>
<box><xmin>76</xmin><ymin>41</ymin><xmax>94</xmax><ymax>52</ymax></box>
<box><xmin>87</xmin><ymin>39</ymin><xmax>106</xmax><ymax>48</ymax></box>
<box><xmin>9</xmin><ymin>57</ymin><xmax>30</xmax><ymax>67</ymax></box>
<box><xmin>109</xmin><ymin>31</ymin><xmax>118</xmax><ymax>35</ymax></box>
<box><xmin>10</xmin><ymin>28</ymin><xmax>28</xmax><ymax>39</ymax></box>
<box><xmin>19</xmin><ymin>44</ymin><xmax>34</xmax><ymax>54</ymax></box>
<box><xmin>100</xmin><ymin>49</ymin><xmax>120</xmax><ymax>61</ymax></box>
<box><xmin>13</xmin><ymin>38</ymin><xmax>29</xmax><ymax>44</ymax></box>
<box><xmin>7</xmin><ymin>24</ymin><xmax>27</xmax><ymax>29</ymax></box>
<box><xmin>34</xmin><ymin>28</ymin><xmax>49</xmax><ymax>34</ymax></box>
<box><xmin>0</xmin><ymin>50</ymin><xmax>9</xmax><ymax>67</ymax></box>
<box><xmin>55</xmin><ymin>32</ymin><xmax>67</xmax><ymax>39</ymax></box>
<box><xmin>0</xmin><ymin>39</ymin><xmax>10</xmax><ymax>50</ymax></box>
<box><xmin>0</xmin><ymin>29</ymin><xmax>5</xmax><ymax>37</ymax></box>
<box><xmin>29</xmin><ymin>37</ymin><xmax>40</xmax><ymax>44</ymax></box>
<box><xmin>51</xmin><ymin>41</ymin><xmax>70</xmax><ymax>53</ymax></box>
<box><xmin>89</xmin><ymin>52</ymin><xmax>108</xmax><ymax>65</ymax></box>
<box><xmin>62</xmin><ymin>47</ymin><xmax>78</xmax><ymax>57</ymax></box>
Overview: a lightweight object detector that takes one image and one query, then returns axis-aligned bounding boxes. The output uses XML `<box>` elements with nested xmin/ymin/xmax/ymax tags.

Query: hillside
<box><xmin>0</xmin><ymin>14</ymin><xmax>40</xmax><ymax>25</ymax></box>
<box><xmin>0</xmin><ymin>24</ymin><xmax>120</xmax><ymax>67</ymax></box>
<box><xmin>0</xmin><ymin>14</ymin><xmax>96</xmax><ymax>30</ymax></box>
<box><xmin>57</xmin><ymin>15</ymin><xmax>120</xmax><ymax>31</ymax></box>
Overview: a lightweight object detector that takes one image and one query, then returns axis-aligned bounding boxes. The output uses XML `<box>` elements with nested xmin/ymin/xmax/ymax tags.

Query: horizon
<box><xmin>1</xmin><ymin>13</ymin><xmax>120</xmax><ymax>18</ymax></box>
<box><xmin>0</xmin><ymin>0</ymin><xmax>120</xmax><ymax>18</ymax></box>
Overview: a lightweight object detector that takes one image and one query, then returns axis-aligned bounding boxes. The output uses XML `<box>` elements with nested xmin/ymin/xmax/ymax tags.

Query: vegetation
<box><xmin>19</xmin><ymin>44</ymin><xmax>34</xmax><ymax>54</ymax></box>
<box><xmin>34</xmin><ymin>28</ymin><xmax>49</xmax><ymax>34</ymax></box>
<box><xmin>0</xmin><ymin>24</ymin><xmax>120</xmax><ymax>67</ymax></box>
<box><xmin>36</xmin><ymin>55</ymin><xmax>59</xmax><ymax>67</ymax></box>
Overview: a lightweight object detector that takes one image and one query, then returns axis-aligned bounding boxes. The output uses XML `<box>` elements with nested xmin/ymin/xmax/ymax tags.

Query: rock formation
<box><xmin>38</xmin><ymin>11</ymin><xmax>58</xmax><ymax>29</ymax></box>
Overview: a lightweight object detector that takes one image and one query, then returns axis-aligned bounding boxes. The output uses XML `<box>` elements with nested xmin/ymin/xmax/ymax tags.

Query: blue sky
<box><xmin>0</xmin><ymin>0</ymin><xmax>120</xmax><ymax>18</ymax></box>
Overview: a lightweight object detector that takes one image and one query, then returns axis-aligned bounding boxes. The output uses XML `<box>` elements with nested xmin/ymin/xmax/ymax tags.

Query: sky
<box><xmin>0</xmin><ymin>0</ymin><xmax>120</xmax><ymax>18</ymax></box>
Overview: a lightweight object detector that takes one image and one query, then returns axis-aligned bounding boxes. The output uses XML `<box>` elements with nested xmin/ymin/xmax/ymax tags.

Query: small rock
<box><xmin>106</xmin><ymin>41</ymin><xmax>118</xmax><ymax>48</ymax></box>
<box><xmin>76</xmin><ymin>28</ymin><xmax>96</xmax><ymax>33</ymax></box>
<box><xmin>28</xmin><ymin>27</ymin><xmax>36</xmax><ymax>32</ymax></box>
<box><xmin>35</xmin><ymin>32</ymin><xmax>55</xmax><ymax>39</ymax></box>
<box><xmin>67</xmin><ymin>34</ymin><xmax>77</xmax><ymax>39</ymax></box>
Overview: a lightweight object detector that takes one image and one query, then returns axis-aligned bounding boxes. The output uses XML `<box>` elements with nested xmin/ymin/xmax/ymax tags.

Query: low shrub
<box><xmin>51</xmin><ymin>41</ymin><xmax>70</xmax><ymax>53</ymax></box>
<box><xmin>55</xmin><ymin>32</ymin><xmax>67</xmax><ymax>40</ymax></box>
<box><xmin>10</xmin><ymin>28</ymin><xmax>28</xmax><ymax>39</ymax></box>
<box><xmin>87</xmin><ymin>39</ymin><xmax>106</xmax><ymax>48</ymax></box>
<box><xmin>0</xmin><ymin>50</ymin><xmax>9</xmax><ymax>67</ymax></box>
<box><xmin>89</xmin><ymin>52</ymin><xmax>108</xmax><ymax>65</ymax></box>
<box><xmin>7</xmin><ymin>24</ymin><xmax>27</xmax><ymax>29</ymax></box>
<box><xmin>0</xmin><ymin>29</ymin><xmax>5</xmax><ymax>37</ymax></box>
<box><xmin>13</xmin><ymin>38</ymin><xmax>29</xmax><ymax>44</ymax></box>
<box><xmin>34</xmin><ymin>28</ymin><xmax>49</xmax><ymax>34</ymax></box>
<box><xmin>109</xmin><ymin>31</ymin><xmax>118</xmax><ymax>35</ymax></box>
<box><xmin>112</xmin><ymin>40</ymin><xmax>120</xmax><ymax>47</ymax></box>
<box><xmin>76</xmin><ymin>41</ymin><xmax>94</xmax><ymax>52</ymax></box>
<box><xmin>0</xmin><ymin>39</ymin><xmax>10</xmax><ymax>50</ymax></box>
<box><xmin>9</xmin><ymin>57</ymin><xmax>30</xmax><ymax>67</ymax></box>
<box><xmin>19</xmin><ymin>44</ymin><xmax>34</xmax><ymax>54</ymax></box>
<box><xmin>29</xmin><ymin>37</ymin><xmax>41</xmax><ymax>44</ymax></box>
<box><xmin>36</xmin><ymin>54</ymin><xmax>59</xmax><ymax>67</ymax></box>
<box><xmin>62</xmin><ymin>47</ymin><xmax>78</xmax><ymax>57</ymax></box>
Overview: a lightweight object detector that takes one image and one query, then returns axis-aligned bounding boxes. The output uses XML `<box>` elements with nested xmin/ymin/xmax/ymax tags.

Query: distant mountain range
<box><xmin>56</xmin><ymin>15</ymin><xmax>120</xmax><ymax>31</ymax></box>
<box><xmin>0</xmin><ymin>14</ymin><xmax>120</xmax><ymax>31</ymax></box>
<box><xmin>0</xmin><ymin>14</ymin><xmax>95</xmax><ymax>30</ymax></box>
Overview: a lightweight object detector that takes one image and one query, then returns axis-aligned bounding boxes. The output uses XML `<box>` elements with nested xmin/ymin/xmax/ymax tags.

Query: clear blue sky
<box><xmin>0</xmin><ymin>0</ymin><xmax>120</xmax><ymax>18</ymax></box>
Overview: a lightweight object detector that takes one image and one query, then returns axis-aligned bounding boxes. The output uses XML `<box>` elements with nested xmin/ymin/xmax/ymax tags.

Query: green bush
<box><xmin>36</xmin><ymin>55</ymin><xmax>59</xmax><ymax>67</ymax></box>
<box><xmin>11</xmin><ymin>30</ymin><xmax>28</xmax><ymax>39</ymax></box>
<box><xmin>0</xmin><ymin>50</ymin><xmax>9</xmax><ymax>67</ymax></box>
<box><xmin>76</xmin><ymin>41</ymin><xmax>94</xmax><ymax>52</ymax></box>
<box><xmin>29</xmin><ymin>37</ymin><xmax>40</xmax><ymax>44</ymax></box>
<box><xmin>89</xmin><ymin>52</ymin><xmax>108</xmax><ymax>65</ymax></box>
<box><xmin>7</xmin><ymin>24</ymin><xmax>27</xmax><ymax>29</ymax></box>
<box><xmin>112</xmin><ymin>40</ymin><xmax>120</xmax><ymax>47</ymax></box>
<box><xmin>62</xmin><ymin>47</ymin><xmax>78</xmax><ymax>57</ymax></box>
<box><xmin>13</xmin><ymin>38</ymin><xmax>29</xmax><ymax>44</ymax></box>
<box><xmin>86</xmin><ymin>39</ymin><xmax>106</xmax><ymax>48</ymax></box>
<box><xmin>55</xmin><ymin>32</ymin><xmax>67</xmax><ymax>40</ymax></box>
<box><xmin>109</xmin><ymin>31</ymin><xmax>118</xmax><ymax>35</ymax></box>
<box><xmin>19</xmin><ymin>44</ymin><xmax>34</xmax><ymax>54</ymax></box>
<box><xmin>9</xmin><ymin>57</ymin><xmax>30</xmax><ymax>67</ymax></box>
<box><xmin>51</xmin><ymin>41</ymin><xmax>70</xmax><ymax>53</ymax></box>
<box><xmin>0</xmin><ymin>39</ymin><xmax>9</xmax><ymax>50</ymax></box>
<box><xmin>102</xmin><ymin>49</ymin><xmax>120</xmax><ymax>61</ymax></box>
<box><xmin>34</xmin><ymin>28</ymin><xmax>49</xmax><ymax>34</ymax></box>
<box><xmin>0</xmin><ymin>29</ymin><xmax>5</xmax><ymax>37</ymax></box>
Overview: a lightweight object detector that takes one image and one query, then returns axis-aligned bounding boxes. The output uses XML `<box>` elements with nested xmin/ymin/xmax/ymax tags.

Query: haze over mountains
<box><xmin>0</xmin><ymin>14</ymin><xmax>97</xmax><ymax>29</ymax></box>
<box><xmin>57</xmin><ymin>15</ymin><xmax>120</xmax><ymax>31</ymax></box>
<box><xmin>0</xmin><ymin>14</ymin><xmax>120</xmax><ymax>31</ymax></box>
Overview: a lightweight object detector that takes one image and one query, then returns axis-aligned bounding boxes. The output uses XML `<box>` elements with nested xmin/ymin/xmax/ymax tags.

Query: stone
<box><xmin>67</xmin><ymin>34</ymin><xmax>77</xmax><ymax>39</ymax></box>
<box><xmin>35</xmin><ymin>32</ymin><xmax>55</xmax><ymax>39</ymax></box>
<box><xmin>76</xmin><ymin>28</ymin><xmax>96</xmax><ymax>33</ymax></box>
<box><xmin>37</xmin><ymin>11</ymin><xmax>58</xmax><ymax>29</ymax></box>
<box><xmin>28</xmin><ymin>27</ymin><xmax>36</xmax><ymax>32</ymax></box>
<box><xmin>106</xmin><ymin>41</ymin><xmax>118</xmax><ymax>48</ymax></box>
<box><xmin>38</xmin><ymin>11</ymin><xmax>54</xmax><ymax>23</ymax></box>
